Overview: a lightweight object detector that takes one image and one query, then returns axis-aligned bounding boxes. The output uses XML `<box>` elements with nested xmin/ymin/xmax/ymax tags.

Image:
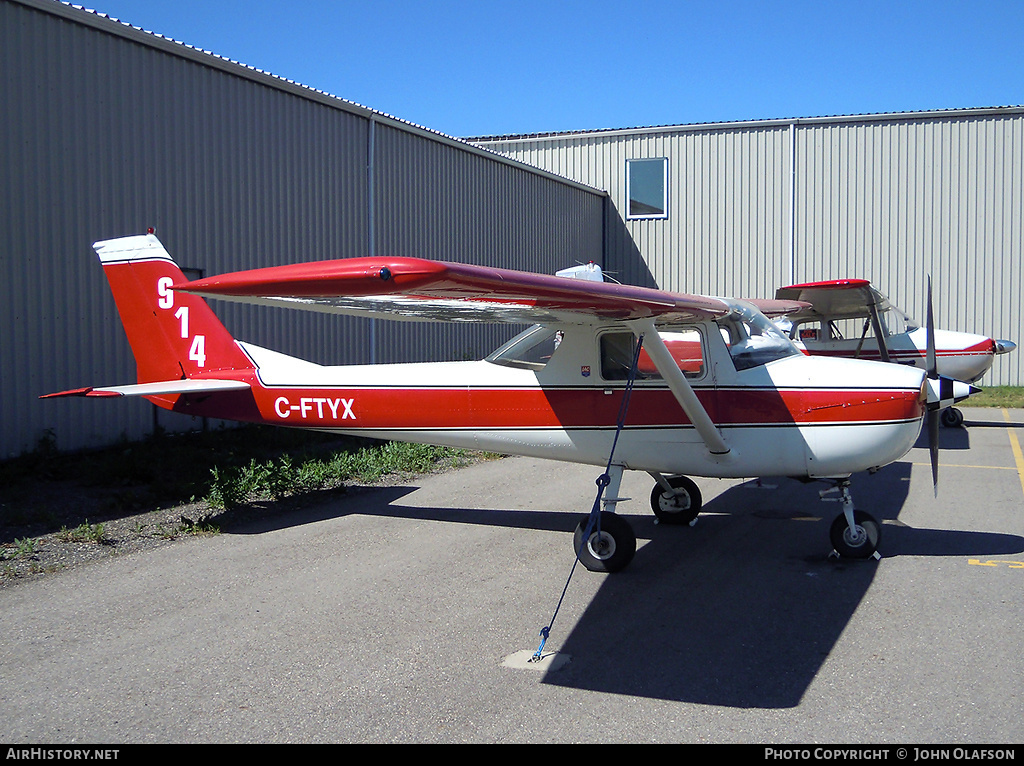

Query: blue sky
<box><xmin>85</xmin><ymin>0</ymin><xmax>1024</xmax><ymax>138</ymax></box>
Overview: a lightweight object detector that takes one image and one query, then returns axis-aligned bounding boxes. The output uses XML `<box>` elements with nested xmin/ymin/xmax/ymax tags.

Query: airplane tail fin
<box><xmin>93</xmin><ymin>234</ymin><xmax>254</xmax><ymax>385</ymax></box>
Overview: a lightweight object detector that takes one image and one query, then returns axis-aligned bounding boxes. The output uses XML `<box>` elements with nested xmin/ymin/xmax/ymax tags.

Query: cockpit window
<box><xmin>601</xmin><ymin>333</ymin><xmax>653</xmax><ymax>380</ymax></box>
<box><xmin>786</xmin><ymin>305</ymin><xmax>920</xmax><ymax>345</ymax></box>
<box><xmin>600</xmin><ymin>329</ymin><xmax>705</xmax><ymax>380</ymax></box>
<box><xmin>486</xmin><ymin>325</ymin><xmax>561</xmax><ymax>370</ymax></box>
<box><xmin>884</xmin><ymin>306</ymin><xmax>919</xmax><ymax>333</ymax></box>
<box><xmin>718</xmin><ymin>303</ymin><xmax>802</xmax><ymax>371</ymax></box>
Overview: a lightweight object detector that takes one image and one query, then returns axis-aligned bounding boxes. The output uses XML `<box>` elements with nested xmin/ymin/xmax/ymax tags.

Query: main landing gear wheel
<box><xmin>650</xmin><ymin>475</ymin><xmax>702</xmax><ymax>525</ymax></box>
<box><xmin>941</xmin><ymin>407</ymin><xmax>965</xmax><ymax>428</ymax></box>
<box><xmin>574</xmin><ymin>512</ymin><xmax>636</xmax><ymax>573</ymax></box>
<box><xmin>829</xmin><ymin>510</ymin><xmax>881</xmax><ymax>559</ymax></box>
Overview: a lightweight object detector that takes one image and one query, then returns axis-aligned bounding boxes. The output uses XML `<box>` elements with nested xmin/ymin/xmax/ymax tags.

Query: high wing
<box><xmin>177</xmin><ymin>256</ymin><xmax>807</xmax><ymax>460</ymax></box>
<box><xmin>774</xmin><ymin>279</ymin><xmax>889</xmax><ymax>322</ymax></box>
<box><xmin>177</xmin><ymin>256</ymin><xmax>806</xmax><ymax>327</ymax></box>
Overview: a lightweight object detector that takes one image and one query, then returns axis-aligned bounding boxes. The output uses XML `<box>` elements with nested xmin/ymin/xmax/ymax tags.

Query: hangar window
<box><xmin>626</xmin><ymin>158</ymin><xmax>668</xmax><ymax>219</ymax></box>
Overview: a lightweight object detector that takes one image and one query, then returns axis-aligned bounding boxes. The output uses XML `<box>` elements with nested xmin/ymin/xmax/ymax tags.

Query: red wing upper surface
<box><xmin>176</xmin><ymin>256</ymin><xmax>783</xmax><ymax>326</ymax></box>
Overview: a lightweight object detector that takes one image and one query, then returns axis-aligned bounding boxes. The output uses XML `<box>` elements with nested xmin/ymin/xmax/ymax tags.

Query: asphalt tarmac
<box><xmin>2</xmin><ymin>408</ymin><xmax>1022</xmax><ymax>744</ymax></box>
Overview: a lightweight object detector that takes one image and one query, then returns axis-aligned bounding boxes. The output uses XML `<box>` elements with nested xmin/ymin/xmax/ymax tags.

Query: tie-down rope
<box><xmin>531</xmin><ymin>332</ymin><xmax>645</xmax><ymax>663</ymax></box>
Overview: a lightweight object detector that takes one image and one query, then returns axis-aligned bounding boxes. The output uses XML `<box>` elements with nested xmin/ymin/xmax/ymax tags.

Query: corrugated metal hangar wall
<box><xmin>472</xmin><ymin>110</ymin><xmax>1024</xmax><ymax>388</ymax></box>
<box><xmin>3</xmin><ymin>0</ymin><xmax>1021</xmax><ymax>461</ymax></box>
<box><xmin>0</xmin><ymin>0</ymin><xmax>606</xmax><ymax>457</ymax></box>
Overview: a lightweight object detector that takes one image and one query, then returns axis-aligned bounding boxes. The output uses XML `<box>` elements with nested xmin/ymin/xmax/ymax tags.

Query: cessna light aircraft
<box><xmin>43</xmin><ymin>235</ymin><xmax>976</xmax><ymax>572</ymax></box>
<box><xmin>774</xmin><ymin>279</ymin><xmax>1016</xmax><ymax>427</ymax></box>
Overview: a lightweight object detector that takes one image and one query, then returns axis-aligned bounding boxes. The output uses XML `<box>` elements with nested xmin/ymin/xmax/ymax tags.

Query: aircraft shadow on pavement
<box><xmin>912</xmin><ymin>416</ymin><xmax>1024</xmax><ymax>451</ymax></box>
<box><xmin>962</xmin><ymin>417</ymin><xmax>1024</xmax><ymax>429</ymax></box>
<box><xmin>916</xmin><ymin>423</ymin><xmax>971</xmax><ymax>450</ymax></box>
<box><xmin>225</xmin><ymin>484</ymin><xmax>581</xmax><ymax>536</ymax></box>
<box><xmin>541</xmin><ymin>463</ymin><xmax>1023</xmax><ymax>708</ymax></box>
<box><xmin>230</xmin><ymin>461</ymin><xmax>1022</xmax><ymax>709</ymax></box>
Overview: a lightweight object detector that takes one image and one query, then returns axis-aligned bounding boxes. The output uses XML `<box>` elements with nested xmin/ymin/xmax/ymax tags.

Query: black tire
<box><xmin>649</xmin><ymin>475</ymin><xmax>702</xmax><ymax>525</ymax></box>
<box><xmin>573</xmin><ymin>512</ymin><xmax>636</xmax><ymax>573</ymax></box>
<box><xmin>829</xmin><ymin>510</ymin><xmax>881</xmax><ymax>558</ymax></box>
<box><xmin>941</xmin><ymin>407</ymin><xmax>964</xmax><ymax>428</ymax></box>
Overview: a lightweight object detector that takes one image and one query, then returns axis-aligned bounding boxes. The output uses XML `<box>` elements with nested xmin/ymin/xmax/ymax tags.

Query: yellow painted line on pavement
<box><xmin>912</xmin><ymin>463</ymin><xmax>1017</xmax><ymax>471</ymax></box>
<box><xmin>1003</xmin><ymin>408</ymin><xmax>1024</xmax><ymax>499</ymax></box>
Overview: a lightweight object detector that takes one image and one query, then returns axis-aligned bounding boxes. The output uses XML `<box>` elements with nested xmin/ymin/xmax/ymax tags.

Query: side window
<box><xmin>487</xmin><ymin>325</ymin><xmax>561</xmax><ymax>370</ymax></box>
<box><xmin>626</xmin><ymin>158</ymin><xmax>668</xmax><ymax>219</ymax></box>
<box><xmin>790</xmin><ymin>320</ymin><xmax>823</xmax><ymax>342</ymax></box>
<box><xmin>657</xmin><ymin>330</ymin><xmax>705</xmax><ymax>377</ymax></box>
<box><xmin>600</xmin><ymin>330</ymin><xmax>704</xmax><ymax>380</ymax></box>
<box><xmin>827</xmin><ymin>317</ymin><xmax>874</xmax><ymax>341</ymax></box>
<box><xmin>600</xmin><ymin>333</ymin><xmax>642</xmax><ymax>380</ymax></box>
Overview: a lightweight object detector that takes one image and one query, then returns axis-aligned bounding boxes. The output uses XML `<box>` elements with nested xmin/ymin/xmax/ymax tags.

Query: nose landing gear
<box><xmin>821</xmin><ymin>480</ymin><xmax>881</xmax><ymax>560</ymax></box>
<box><xmin>648</xmin><ymin>473</ymin><xmax>703</xmax><ymax>526</ymax></box>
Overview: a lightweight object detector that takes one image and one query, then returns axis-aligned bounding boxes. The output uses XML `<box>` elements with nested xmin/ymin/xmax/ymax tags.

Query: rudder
<box><xmin>94</xmin><ymin>234</ymin><xmax>253</xmax><ymax>384</ymax></box>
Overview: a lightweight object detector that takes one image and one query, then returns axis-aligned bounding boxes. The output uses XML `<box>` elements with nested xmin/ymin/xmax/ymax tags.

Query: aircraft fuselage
<box><xmin>165</xmin><ymin>322</ymin><xmax>928</xmax><ymax>482</ymax></box>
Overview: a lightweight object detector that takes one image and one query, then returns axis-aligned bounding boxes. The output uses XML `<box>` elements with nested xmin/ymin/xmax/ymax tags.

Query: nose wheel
<box><xmin>822</xmin><ymin>481</ymin><xmax>881</xmax><ymax>559</ymax></box>
<box><xmin>648</xmin><ymin>473</ymin><xmax>703</xmax><ymax>525</ymax></box>
<box><xmin>941</xmin><ymin>407</ymin><xmax>964</xmax><ymax>428</ymax></box>
<box><xmin>828</xmin><ymin>509</ymin><xmax>881</xmax><ymax>558</ymax></box>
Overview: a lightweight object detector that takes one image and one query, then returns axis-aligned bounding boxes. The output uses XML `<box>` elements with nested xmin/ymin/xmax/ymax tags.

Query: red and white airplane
<box><xmin>43</xmin><ymin>235</ymin><xmax>977</xmax><ymax>572</ymax></box>
<box><xmin>774</xmin><ymin>279</ymin><xmax>1016</xmax><ymax>427</ymax></box>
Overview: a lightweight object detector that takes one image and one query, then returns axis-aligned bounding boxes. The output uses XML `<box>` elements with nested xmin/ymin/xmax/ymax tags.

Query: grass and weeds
<box><xmin>203</xmin><ymin>439</ymin><xmax>476</xmax><ymax>510</ymax></box>
<box><xmin>1</xmin><ymin>424</ymin><xmax>497</xmax><ymax>545</ymax></box>
<box><xmin>0</xmin><ymin>537</ymin><xmax>38</xmax><ymax>562</ymax></box>
<box><xmin>56</xmin><ymin>521</ymin><xmax>110</xmax><ymax>545</ymax></box>
<box><xmin>969</xmin><ymin>386</ymin><xmax>1024</xmax><ymax>409</ymax></box>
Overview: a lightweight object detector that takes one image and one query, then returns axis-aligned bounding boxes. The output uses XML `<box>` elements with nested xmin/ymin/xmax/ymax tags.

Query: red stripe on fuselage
<box><xmin>202</xmin><ymin>383</ymin><xmax>926</xmax><ymax>430</ymax></box>
<box><xmin>809</xmin><ymin>340</ymin><xmax>994</xmax><ymax>362</ymax></box>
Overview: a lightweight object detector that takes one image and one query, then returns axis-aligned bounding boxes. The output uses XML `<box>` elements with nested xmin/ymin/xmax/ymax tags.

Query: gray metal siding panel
<box><xmin>371</xmin><ymin>124</ymin><xmax>605</xmax><ymax>363</ymax></box>
<box><xmin>794</xmin><ymin>115</ymin><xmax>1023</xmax><ymax>385</ymax></box>
<box><xmin>374</xmin><ymin>124</ymin><xmax>602</xmax><ymax>269</ymax></box>
<box><xmin>479</xmin><ymin>111</ymin><xmax>1023</xmax><ymax>386</ymax></box>
<box><xmin>2</xmin><ymin>1</ymin><xmax>373</xmax><ymax>457</ymax></box>
<box><xmin>1</xmin><ymin>0</ymin><xmax>605</xmax><ymax>456</ymax></box>
<box><xmin>482</xmin><ymin>127</ymin><xmax>792</xmax><ymax>301</ymax></box>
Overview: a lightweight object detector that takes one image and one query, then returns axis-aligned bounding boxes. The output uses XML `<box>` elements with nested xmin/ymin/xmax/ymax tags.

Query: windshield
<box><xmin>882</xmin><ymin>306</ymin><xmax>919</xmax><ymax>334</ymax></box>
<box><xmin>486</xmin><ymin>325</ymin><xmax>561</xmax><ymax>370</ymax></box>
<box><xmin>718</xmin><ymin>303</ymin><xmax>803</xmax><ymax>371</ymax></box>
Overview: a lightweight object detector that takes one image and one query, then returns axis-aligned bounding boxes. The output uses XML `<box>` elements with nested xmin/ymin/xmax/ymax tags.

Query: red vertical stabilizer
<box><xmin>94</xmin><ymin>234</ymin><xmax>254</xmax><ymax>387</ymax></box>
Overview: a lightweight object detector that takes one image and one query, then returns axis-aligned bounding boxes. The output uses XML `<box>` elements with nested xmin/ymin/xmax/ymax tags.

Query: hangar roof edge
<box><xmin>23</xmin><ymin>0</ymin><xmax>605</xmax><ymax>197</ymax></box>
<box><xmin>465</xmin><ymin>105</ymin><xmax>1024</xmax><ymax>144</ymax></box>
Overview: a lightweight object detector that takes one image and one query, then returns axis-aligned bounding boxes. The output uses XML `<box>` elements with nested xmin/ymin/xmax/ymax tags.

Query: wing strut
<box><xmin>867</xmin><ymin>300</ymin><xmax>891</xmax><ymax>363</ymax></box>
<box><xmin>632</xmin><ymin>318</ymin><xmax>730</xmax><ymax>456</ymax></box>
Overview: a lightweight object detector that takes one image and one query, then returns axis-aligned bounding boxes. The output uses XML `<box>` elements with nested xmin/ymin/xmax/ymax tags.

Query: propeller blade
<box><xmin>928</xmin><ymin>408</ymin><xmax>939</xmax><ymax>496</ymax></box>
<box><xmin>926</xmin><ymin>276</ymin><xmax>937</xmax><ymax>379</ymax></box>
<box><xmin>926</xmin><ymin>276</ymin><xmax>939</xmax><ymax>494</ymax></box>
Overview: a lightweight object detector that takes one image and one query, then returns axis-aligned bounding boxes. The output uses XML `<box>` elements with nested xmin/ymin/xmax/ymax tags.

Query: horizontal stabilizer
<box><xmin>41</xmin><ymin>379</ymin><xmax>251</xmax><ymax>399</ymax></box>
